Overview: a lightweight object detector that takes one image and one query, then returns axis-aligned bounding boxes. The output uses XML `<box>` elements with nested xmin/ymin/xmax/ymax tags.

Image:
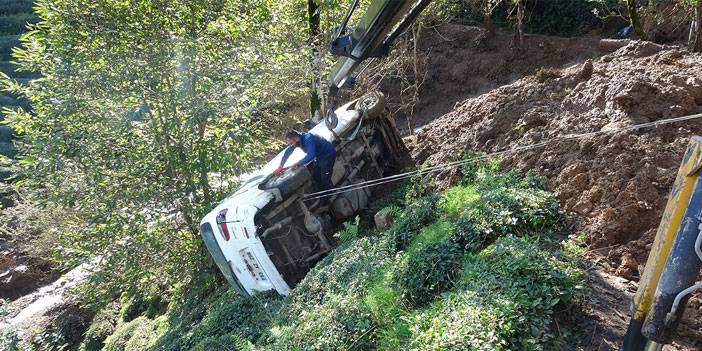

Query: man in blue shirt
<box><xmin>275</xmin><ymin>130</ymin><xmax>336</xmax><ymax>192</ymax></box>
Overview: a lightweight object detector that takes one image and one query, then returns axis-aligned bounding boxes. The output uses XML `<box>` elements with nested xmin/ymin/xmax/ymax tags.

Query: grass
<box><xmin>534</xmin><ymin>67</ymin><xmax>562</xmax><ymax>83</ymax></box>
<box><xmin>73</xmin><ymin>163</ymin><xmax>584</xmax><ymax>351</ymax></box>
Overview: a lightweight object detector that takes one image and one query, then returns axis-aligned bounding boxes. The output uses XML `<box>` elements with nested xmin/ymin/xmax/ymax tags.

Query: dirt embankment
<box><xmin>384</xmin><ymin>24</ymin><xmax>604</xmax><ymax>133</ymax></box>
<box><xmin>412</xmin><ymin>40</ymin><xmax>702</xmax><ymax>267</ymax></box>
<box><xmin>406</xmin><ymin>27</ymin><xmax>702</xmax><ymax>349</ymax></box>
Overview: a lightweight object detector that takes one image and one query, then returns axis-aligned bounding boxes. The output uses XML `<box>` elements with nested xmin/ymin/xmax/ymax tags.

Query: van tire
<box><xmin>357</xmin><ymin>91</ymin><xmax>386</xmax><ymax>118</ymax></box>
<box><xmin>262</xmin><ymin>167</ymin><xmax>311</xmax><ymax>198</ymax></box>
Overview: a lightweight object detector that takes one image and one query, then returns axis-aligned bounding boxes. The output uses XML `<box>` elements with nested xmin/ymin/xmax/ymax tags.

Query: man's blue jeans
<box><xmin>313</xmin><ymin>156</ymin><xmax>336</xmax><ymax>192</ymax></box>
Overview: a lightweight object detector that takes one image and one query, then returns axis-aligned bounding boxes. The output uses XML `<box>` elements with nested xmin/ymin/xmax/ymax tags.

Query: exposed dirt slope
<box><xmin>385</xmin><ymin>24</ymin><xmax>603</xmax><ymax>133</ymax></box>
<box><xmin>412</xmin><ymin>40</ymin><xmax>702</xmax><ymax>264</ymax></box>
<box><xmin>408</xmin><ymin>37</ymin><xmax>702</xmax><ymax>349</ymax></box>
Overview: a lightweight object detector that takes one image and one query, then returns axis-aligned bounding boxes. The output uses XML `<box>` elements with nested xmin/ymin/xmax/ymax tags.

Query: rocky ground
<box><xmin>404</xmin><ymin>24</ymin><xmax>702</xmax><ymax>350</ymax></box>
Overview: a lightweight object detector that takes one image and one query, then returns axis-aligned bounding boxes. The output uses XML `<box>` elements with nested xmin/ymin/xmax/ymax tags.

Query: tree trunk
<box><xmin>514</xmin><ymin>0</ymin><xmax>525</xmax><ymax>48</ymax></box>
<box><xmin>483</xmin><ymin>1</ymin><xmax>495</xmax><ymax>37</ymax></box>
<box><xmin>689</xmin><ymin>4</ymin><xmax>702</xmax><ymax>52</ymax></box>
<box><xmin>627</xmin><ymin>0</ymin><xmax>647</xmax><ymax>40</ymax></box>
<box><xmin>308</xmin><ymin>0</ymin><xmax>322</xmax><ymax>121</ymax></box>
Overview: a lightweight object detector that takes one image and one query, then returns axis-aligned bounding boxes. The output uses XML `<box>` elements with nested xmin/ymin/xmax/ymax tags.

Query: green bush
<box><xmin>393</xmin><ymin>234</ymin><xmax>462</xmax><ymax>306</ymax></box>
<box><xmin>457</xmin><ymin>151</ymin><xmax>499</xmax><ymax>185</ymax></box>
<box><xmin>440</xmin><ymin>184</ymin><xmax>479</xmax><ymax>217</ymax></box>
<box><xmin>387</xmin><ymin>194</ymin><xmax>440</xmax><ymax>251</ymax></box>
<box><xmin>458</xmin><ymin>0</ymin><xmax>611</xmax><ymax>37</ymax></box>
<box><xmin>409</xmin><ymin>236</ymin><xmax>583</xmax><ymax>350</ymax></box>
<box><xmin>80</xmin><ymin>301</ymin><xmax>121</xmax><ymax>351</ymax></box>
<box><xmin>266</xmin><ymin>293</ymin><xmax>376</xmax><ymax>350</ymax></box>
<box><xmin>281</xmin><ymin>237</ymin><xmax>393</xmax><ymax>317</ymax></box>
<box><xmin>191</xmin><ymin>334</ymin><xmax>253</xmax><ymax>351</ymax></box>
<box><xmin>182</xmin><ymin>289</ymin><xmax>281</xmax><ymax>348</ymax></box>
<box><xmin>335</xmin><ymin>216</ymin><xmax>360</xmax><ymax>243</ymax></box>
<box><xmin>102</xmin><ymin>316</ymin><xmax>151</xmax><ymax>351</ymax></box>
<box><xmin>446</xmin><ymin>170</ymin><xmax>563</xmax><ymax>253</ymax></box>
<box><xmin>364</xmin><ymin>281</ymin><xmax>409</xmax><ymax>350</ymax></box>
<box><xmin>123</xmin><ymin>317</ymin><xmax>159</xmax><ymax>350</ymax></box>
<box><xmin>118</xmin><ymin>292</ymin><xmax>166</xmax><ymax>323</ymax></box>
<box><xmin>404</xmin><ymin>162</ymin><xmax>435</xmax><ymax>203</ymax></box>
<box><xmin>141</xmin><ymin>273</ymin><xmax>224</xmax><ymax>351</ymax></box>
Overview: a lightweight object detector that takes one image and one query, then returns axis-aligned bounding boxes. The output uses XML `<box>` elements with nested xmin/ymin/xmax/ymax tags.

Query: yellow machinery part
<box><xmin>632</xmin><ymin>137</ymin><xmax>702</xmax><ymax>320</ymax></box>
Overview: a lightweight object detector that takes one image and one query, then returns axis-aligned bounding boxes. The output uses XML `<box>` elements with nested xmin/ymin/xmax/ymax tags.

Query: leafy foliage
<box><xmin>387</xmin><ymin>193</ymin><xmax>440</xmax><ymax>251</ymax></box>
<box><xmin>0</xmin><ymin>0</ymin><xmax>324</xmax><ymax>303</ymax></box>
<box><xmin>102</xmin><ymin>316</ymin><xmax>153</xmax><ymax>351</ymax></box>
<box><xmin>393</xmin><ymin>230</ymin><xmax>463</xmax><ymax>306</ymax></box>
<box><xmin>79</xmin><ymin>301</ymin><xmax>121</xmax><ymax>351</ymax></box>
<box><xmin>409</xmin><ymin>236</ymin><xmax>583</xmax><ymax>350</ymax></box>
<box><xmin>459</xmin><ymin>0</ymin><xmax>613</xmax><ymax>37</ymax></box>
<box><xmin>76</xmin><ymin>165</ymin><xmax>583</xmax><ymax>351</ymax></box>
<box><xmin>335</xmin><ymin>216</ymin><xmax>360</xmax><ymax>243</ymax></box>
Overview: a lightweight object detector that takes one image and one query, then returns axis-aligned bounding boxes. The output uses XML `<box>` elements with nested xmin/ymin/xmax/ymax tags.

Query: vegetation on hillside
<box><xmin>0</xmin><ymin>0</ymin><xmax>35</xmax><ymax>162</ymax></box>
<box><xmin>2</xmin><ymin>0</ymin><xmax>701</xmax><ymax>349</ymax></box>
<box><xmin>40</xmin><ymin>162</ymin><xmax>586</xmax><ymax>351</ymax></box>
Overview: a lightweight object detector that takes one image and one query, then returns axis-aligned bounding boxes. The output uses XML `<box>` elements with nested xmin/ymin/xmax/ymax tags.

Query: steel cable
<box><xmin>303</xmin><ymin>112</ymin><xmax>702</xmax><ymax>201</ymax></box>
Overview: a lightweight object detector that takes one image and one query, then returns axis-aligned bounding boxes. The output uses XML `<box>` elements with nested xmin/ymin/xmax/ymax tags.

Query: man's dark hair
<box><xmin>284</xmin><ymin>130</ymin><xmax>300</xmax><ymax>139</ymax></box>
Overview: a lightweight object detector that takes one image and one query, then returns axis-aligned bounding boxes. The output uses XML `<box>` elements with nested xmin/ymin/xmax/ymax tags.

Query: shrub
<box><xmin>123</xmin><ymin>317</ymin><xmax>159</xmax><ymax>350</ymax></box>
<box><xmin>534</xmin><ymin>67</ymin><xmax>561</xmax><ymax>82</ymax></box>
<box><xmin>335</xmin><ymin>216</ymin><xmax>360</xmax><ymax>243</ymax></box>
<box><xmin>458</xmin><ymin>0</ymin><xmax>608</xmax><ymax>37</ymax></box>
<box><xmin>405</xmin><ymin>162</ymin><xmax>435</xmax><ymax>203</ymax></box>
<box><xmin>80</xmin><ymin>301</ymin><xmax>121</xmax><ymax>351</ymax></box>
<box><xmin>364</xmin><ymin>281</ymin><xmax>409</xmax><ymax>350</ymax></box>
<box><xmin>266</xmin><ymin>293</ymin><xmax>376</xmax><ymax>350</ymax></box>
<box><xmin>183</xmin><ymin>289</ymin><xmax>281</xmax><ymax>348</ymax></box>
<box><xmin>440</xmin><ymin>185</ymin><xmax>479</xmax><ymax>217</ymax></box>
<box><xmin>280</xmin><ymin>236</ymin><xmax>394</xmax><ymax>318</ymax></box>
<box><xmin>102</xmin><ymin>316</ymin><xmax>151</xmax><ymax>351</ymax></box>
<box><xmin>393</xmin><ymin>234</ymin><xmax>463</xmax><ymax>307</ymax></box>
<box><xmin>409</xmin><ymin>236</ymin><xmax>583</xmax><ymax>350</ymax></box>
<box><xmin>118</xmin><ymin>292</ymin><xmax>166</xmax><ymax>323</ymax></box>
<box><xmin>191</xmin><ymin>334</ymin><xmax>253</xmax><ymax>351</ymax></box>
<box><xmin>387</xmin><ymin>194</ymin><xmax>440</xmax><ymax>251</ymax></box>
<box><xmin>457</xmin><ymin>151</ymin><xmax>499</xmax><ymax>185</ymax></box>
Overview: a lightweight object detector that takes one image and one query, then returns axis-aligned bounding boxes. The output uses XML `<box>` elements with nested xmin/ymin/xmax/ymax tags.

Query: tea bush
<box><xmin>409</xmin><ymin>236</ymin><xmax>582</xmax><ymax>350</ymax></box>
<box><xmin>102</xmin><ymin>316</ymin><xmax>151</xmax><ymax>351</ymax></box>
<box><xmin>80</xmin><ymin>166</ymin><xmax>581</xmax><ymax>351</ymax></box>
<box><xmin>79</xmin><ymin>301</ymin><xmax>121</xmax><ymax>351</ymax></box>
<box><xmin>387</xmin><ymin>194</ymin><xmax>440</xmax><ymax>251</ymax></box>
<box><xmin>392</xmin><ymin>221</ymin><xmax>462</xmax><ymax>306</ymax></box>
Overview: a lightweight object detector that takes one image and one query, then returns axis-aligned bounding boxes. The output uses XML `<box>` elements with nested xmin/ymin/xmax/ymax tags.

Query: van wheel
<box><xmin>357</xmin><ymin>91</ymin><xmax>386</xmax><ymax>118</ymax></box>
<box><xmin>261</xmin><ymin>167</ymin><xmax>312</xmax><ymax>198</ymax></box>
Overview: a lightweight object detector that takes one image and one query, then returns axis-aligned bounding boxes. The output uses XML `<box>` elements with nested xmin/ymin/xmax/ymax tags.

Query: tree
<box><xmin>626</xmin><ymin>0</ymin><xmax>648</xmax><ymax>40</ymax></box>
<box><xmin>464</xmin><ymin>0</ymin><xmax>503</xmax><ymax>37</ymax></box>
<box><xmin>689</xmin><ymin>0</ymin><xmax>702</xmax><ymax>51</ymax></box>
<box><xmin>509</xmin><ymin>0</ymin><xmax>526</xmax><ymax>48</ymax></box>
<box><xmin>2</xmin><ymin>0</ymin><xmax>314</xmax><ymax>301</ymax></box>
<box><xmin>308</xmin><ymin>0</ymin><xmax>322</xmax><ymax>120</ymax></box>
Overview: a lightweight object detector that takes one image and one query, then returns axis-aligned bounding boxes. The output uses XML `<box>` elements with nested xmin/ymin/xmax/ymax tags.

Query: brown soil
<box><xmin>385</xmin><ymin>24</ymin><xmax>604</xmax><ymax>134</ymax></box>
<box><xmin>401</xmin><ymin>24</ymin><xmax>702</xmax><ymax>350</ymax></box>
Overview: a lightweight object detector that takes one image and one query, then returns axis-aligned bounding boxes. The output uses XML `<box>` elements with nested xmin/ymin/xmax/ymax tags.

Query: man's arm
<box><xmin>295</xmin><ymin>138</ymin><xmax>316</xmax><ymax>167</ymax></box>
<box><xmin>279</xmin><ymin>146</ymin><xmax>294</xmax><ymax>168</ymax></box>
